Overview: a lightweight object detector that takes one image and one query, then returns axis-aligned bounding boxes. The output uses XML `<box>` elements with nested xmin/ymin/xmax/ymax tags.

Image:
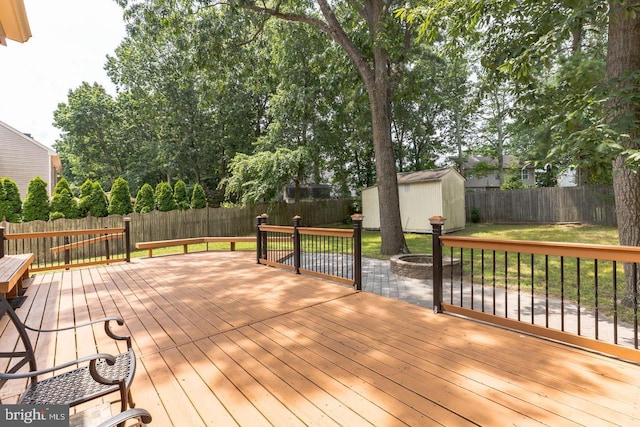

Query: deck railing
<box><xmin>430</xmin><ymin>216</ymin><xmax>640</xmax><ymax>362</ymax></box>
<box><xmin>0</xmin><ymin>218</ymin><xmax>131</xmax><ymax>272</ymax></box>
<box><xmin>256</xmin><ymin>214</ymin><xmax>363</xmax><ymax>290</ymax></box>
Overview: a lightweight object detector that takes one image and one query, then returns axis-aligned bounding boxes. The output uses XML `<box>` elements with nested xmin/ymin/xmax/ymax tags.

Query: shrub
<box><xmin>155</xmin><ymin>182</ymin><xmax>176</xmax><ymax>212</ymax></box>
<box><xmin>78</xmin><ymin>179</ymin><xmax>94</xmax><ymax>217</ymax></box>
<box><xmin>109</xmin><ymin>177</ymin><xmax>133</xmax><ymax>215</ymax></box>
<box><xmin>0</xmin><ymin>179</ymin><xmax>5</xmax><ymax>221</ymax></box>
<box><xmin>134</xmin><ymin>183</ymin><xmax>155</xmax><ymax>213</ymax></box>
<box><xmin>190</xmin><ymin>183</ymin><xmax>207</xmax><ymax>209</ymax></box>
<box><xmin>50</xmin><ymin>188</ymin><xmax>79</xmax><ymax>219</ymax></box>
<box><xmin>87</xmin><ymin>182</ymin><xmax>109</xmax><ymax>217</ymax></box>
<box><xmin>49</xmin><ymin>211</ymin><xmax>66</xmax><ymax>221</ymax></box>
<box><xmin>22</xmin><ymin>176</ymin><xmax>50</xmax><ymax>222</ymax></box>
<box><xmin>53</xmin><ymin>177</ymin><xmax>72</xmax><ymax>195</ymax></box>
<box><xmin>470</xmin><ymin>207</ymin><xmax>480</xmax><ymax>223</ymax></box>
<box><xmin>2</xmin><ymin>178</ymin><xmax>22</xmax><ymax>222</ymax></box>
<box><xmin>173</xmin><ymin>180</ymin><xmax>190</xmax><ymax>210</ymax></box>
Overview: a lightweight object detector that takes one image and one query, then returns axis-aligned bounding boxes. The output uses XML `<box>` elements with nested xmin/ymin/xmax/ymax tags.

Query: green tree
<box><xmin>50</xmin><ymin>188</ymin><xmax>80</xmax><ymax>219</ymax></box>
<box><xmin>22</xmin><ymin>176</ymin><xmax>50</xmax><ymax>222</ymax></box>
<box><xmin>53</xmin><ymin>82</ymin><xmax>124</xmax><ymax>189</ymax></box>
<box><xmin>222</xmin><ymin>147</ymin><xmax>311</xmax><ymax>205</ymax></box>
<box><xmin>173</xmin><ymin>180</ymin><xmax>189</xmax><ymax>210</ymax></box>
<box><xmin>190</xmin><ymin>183</ymin><xmax>207</xmax><ymax>209</ymax></box>
<box><xmin>109</xmin><ymin>177</ymin><xmax>133</xmax><ymax>215</ymax></box>
<box><xmin>134</xmin><ymin>183</ymin><xmax>155</xmax><ymax>213</ymax></box>
<box><xmin>118</xmin><ymin>0</ymin><xmax>412</xmax><ymax>254</ymax></box>
<box><xmin>1</xmin><ymin>178</ymin><xmax>22</xmax><ymax>223</ymax></box>
<box><xmin>87</xmin><ymin>182</ymin><xmax>109</xmax><ymax>217</ymax></box>
<box><xmin>155</xmin><ymin>182</ymin><xmax>176</xmax><ymax>212</ymax></box>
<box><xmin>0</xmin><ymin>179</ymin><xmax>5</xmax><ymax>221</ymax></box>
<box><xmin>78</xmin><ymin>178</ymin><xmax>94</xmax><ymax>217</ymax></box>
<box><xmin>53</xmin><ymin>177</ymin><xmax>73</xmax><ymax>196</ymax></box>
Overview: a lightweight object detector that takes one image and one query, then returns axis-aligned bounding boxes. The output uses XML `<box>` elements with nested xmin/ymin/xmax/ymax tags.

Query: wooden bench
<box><xmin>135</xmin><ymin>236</ymin><xmax>255</xmax><ymax>257</ymax></box>
<box><xmin>0</xmin><ymin>253</ymin><xmax>35</xmax><ymax>297</ymax></box>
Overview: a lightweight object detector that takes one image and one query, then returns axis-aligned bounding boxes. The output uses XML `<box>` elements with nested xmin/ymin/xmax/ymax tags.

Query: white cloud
<box><xmin>0</xmin><ymin>0</ymin><xmax>126</xmax><ymax>148</ymax></box>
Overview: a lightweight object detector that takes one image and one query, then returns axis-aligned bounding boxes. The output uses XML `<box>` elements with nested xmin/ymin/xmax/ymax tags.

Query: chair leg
<box><xmin>128</xmin><ymin>389</ymin><xmax>135</xmax><ymax>408</ymax></box>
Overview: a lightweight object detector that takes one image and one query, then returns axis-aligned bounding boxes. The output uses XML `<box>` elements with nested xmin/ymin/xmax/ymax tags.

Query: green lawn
<box><xmin>362</xmin><ymin>223</ymin><xmax>620</xmax><ymax>259</ymax></box>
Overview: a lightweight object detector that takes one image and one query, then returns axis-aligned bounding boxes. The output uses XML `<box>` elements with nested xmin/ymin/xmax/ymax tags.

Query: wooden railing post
<box><xmin>293</xmin><ymin>215</ymin><xmax>301</xmax><ymax>274</ymax></box>
<box><xmin>260</xmin><ymin>213</ymin><xmax>268</xmax><ymax>260</ymax></box>
<box><xmin>0</xmin><ymin>227</ymin><xmax>4</xmax><ymax>258</ymax></box>
<box><xmin>352</xmin><ymin>214</ymin><xmax>364</xmax><ymax>291</ymax></box>
<box><xmin>430</xmin><ymin>216</ymin><xmax>446</xmax><ymax>314</ymax></box>
<box><xmin>256</xmin><ymin>215</ymin><xmax>263</xmax><ymax>264</ymax></box>
<box><xmin>64</xmin><ymin>236</ymin><xmax>71</xmax><ymax>270</ymax></box>
<box><xmin>124</xmin><ymin>217</ymin><xmax>131</xmax><ymax>262</ymax></box>
<box><xmin>104</xmin><ymin>226</ymin><xmax>111</xmax><ymax>261</ymax></box>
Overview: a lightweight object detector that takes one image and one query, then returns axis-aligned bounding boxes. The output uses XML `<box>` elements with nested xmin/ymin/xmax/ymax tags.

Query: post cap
<box><xmin>429</xmin><ymin>215</ymin><xmax>446</xmax><ymax>225</ymax></box>
<box><xmin>351</xmin><ymin>213</ymin><xmax>364</xmax><ymax>221</ymax></box>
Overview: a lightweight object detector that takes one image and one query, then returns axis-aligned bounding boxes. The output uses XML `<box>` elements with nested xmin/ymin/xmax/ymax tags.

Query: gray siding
<box><xmin>0</xmin><ymin>122</ymin><xmax>55</xmax><ymax>198</ymax></box>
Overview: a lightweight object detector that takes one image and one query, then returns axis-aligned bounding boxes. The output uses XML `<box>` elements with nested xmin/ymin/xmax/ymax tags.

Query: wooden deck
<box><xmin>2</xmin><ymin>252</ymin><xmax>640</xmax><ymax>426</ymax></box>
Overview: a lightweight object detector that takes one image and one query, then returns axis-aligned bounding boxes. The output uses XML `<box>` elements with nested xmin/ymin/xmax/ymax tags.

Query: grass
<box><xmin>131</xmin><ymin>223</ymin><xmax>620</xmax><ymax>259</ymax></box>
<box><xmin>362</xmin><ymin>223</ymin><xmax>620</xmax><ymax>259</ymax></box>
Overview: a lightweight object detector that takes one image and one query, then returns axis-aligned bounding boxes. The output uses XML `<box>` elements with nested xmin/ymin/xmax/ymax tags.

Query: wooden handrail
<box><xmin>5</xmin><ymin>228</ymin><xmax>126</xmax><ymax>240</ymax></box>
<box><xmin>440</xmin><ymin>236</ymin><xmax>640</xmax><ymax>263</ymax></box>
<box><xmin>50</xmin><ymin>233</ymin><xmax>122</xmax><ymax>254</ymax></box>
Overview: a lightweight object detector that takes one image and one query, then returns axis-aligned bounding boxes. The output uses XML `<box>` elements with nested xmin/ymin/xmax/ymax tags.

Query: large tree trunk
<box><xmin>607</xmin><ymin>0</ymin><xmax>640</xmax><ymax>301</ymax></box>
<box><xmin>369</xmin><ymin>50</ymin><xmax>409</xmax><ymax>255</ymax></box>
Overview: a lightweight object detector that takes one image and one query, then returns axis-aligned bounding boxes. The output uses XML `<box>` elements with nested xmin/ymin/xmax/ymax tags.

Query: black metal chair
<box><xmin>0</xmin><ymin>293</ymin><xmax>136</xmax><ymax>413</ymax></box>
<box><xmin>95</xmin><ymin>408</ymin><xmax>152</xmax><ymax>427</ymax></box>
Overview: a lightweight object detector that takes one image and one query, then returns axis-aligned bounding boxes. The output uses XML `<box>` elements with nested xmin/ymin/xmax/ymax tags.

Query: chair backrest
<box><xmin>0</xmin><ymin>293</ymin><xmax>37</xmax><ymax>391</ymax></box>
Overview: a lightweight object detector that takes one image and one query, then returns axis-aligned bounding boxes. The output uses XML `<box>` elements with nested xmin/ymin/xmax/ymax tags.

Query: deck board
<box><xmin>1</xmin><ymin>251</ymin><xmax>639</xmax><ymax>426</ymax></box>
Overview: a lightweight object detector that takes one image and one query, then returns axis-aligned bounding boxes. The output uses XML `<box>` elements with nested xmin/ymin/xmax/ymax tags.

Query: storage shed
<box><xmin>361</xmin><ymin>168</ymin><xmax>465</xmax><ymax>233</ymax></box>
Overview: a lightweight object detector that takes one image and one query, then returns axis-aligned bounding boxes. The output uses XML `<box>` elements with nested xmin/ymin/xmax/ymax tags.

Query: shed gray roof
<box><xmin>396</xmin><ymin>168</ymin><xmax>457</xmax><ymax>184</ymax></box>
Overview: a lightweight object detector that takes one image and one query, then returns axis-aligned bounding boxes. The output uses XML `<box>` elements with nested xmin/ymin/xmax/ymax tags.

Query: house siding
<box><xmin>0</xmin><ymin>122</ymin><xmax>57</xmax><ymax>198</ymax></box>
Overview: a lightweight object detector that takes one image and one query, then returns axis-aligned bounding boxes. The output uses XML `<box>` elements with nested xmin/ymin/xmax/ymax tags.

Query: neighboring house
<box><xmin>0</xmin><ymin>120</ymin><xmax>62</xmax><ymax>198</ymax></box>
<box><xmin>462</xmin><ymin>155</ymin><xmax>536</xmax><ymax>190</ymax></box>
<box><xmin>283</xmin><ymin>184</ymin><xmax>333</xmax><ymax>204</ymax></box>
<box><xmin>361</xmin><ymin>168</ymin><xmax>466</xmax><ymax>234</ymax></box>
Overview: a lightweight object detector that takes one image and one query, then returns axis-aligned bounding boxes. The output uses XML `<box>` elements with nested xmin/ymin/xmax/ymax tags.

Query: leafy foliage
<box><xmin>173</xmin><ymin>180</ymin><xmax>189</xmax><ymax>210</ymax></box>
<box><xmin>1</xmin><ymin>178</ymin><xmax>22</xmax><ymax>223</ymax></box>
<box><xmin>134</xmin><ymin>183</ymin><xmax>155</xmax><ymax>213</ymax></box>
<box><xmin>88</xmin><ymin>182</ymin><xmax>109</xmax><ymax>218</ymax></box>
<box><xmin>221</xmin><ymin>147</ymin><xmax>311</xmax><ymax>205</ymax></box>
<box><xmin>109</xmin><ymin>177</ymin><xmax>133</xmax><ymax>215</ymax></box>
<box><xmin>190</xmin><ymin>183</ymin><xmax>207</xmax><ymax>209</ymax></box>
<box><xmin>78</xmin><ymin>179</ymin><xmax>94</xmax><ymax>217</ymax></box>
<box><xmin>155</xmin><ymin>182</ymin><xmax>176</xmax><ymax>212</ymax></box>
<box><xmin>22</xmin><ymin>177</ymin><xmax>50</xmax><ymax>222</ymax></box>
<box><xmin>50</xmin><ymin>188</ymin><xmax>80</xmax><ymax>220</ymax></box>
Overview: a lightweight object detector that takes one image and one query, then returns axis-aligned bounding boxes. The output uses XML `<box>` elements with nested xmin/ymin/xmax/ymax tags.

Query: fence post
<box><xmin>293</xmin><ymin>215</ymin><xmax>301</xmax><ymax>274</ymax></box>
<box><xmin>351</xmin><ymin>214</ymin><xmax>364</xmax><ymax>291</ymax></box>
<box><xmin>0</xmin><ymin>227</ymin><xmax>4</xmax><ymax>258</ymax></box>
<box><xmin>430</xmin><ymin>216</ymin><xmax>446</xmax><ymax>314</ymax></box>
<box><xmin>124</xmin><ymin>217</ymin><xmax>131</xmax><ymax>262</ymax></box>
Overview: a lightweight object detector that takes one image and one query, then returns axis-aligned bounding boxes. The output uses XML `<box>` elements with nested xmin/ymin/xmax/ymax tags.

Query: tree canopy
<box><xmin>49</xmin><ymin>0</ymin><xmax>640</xmax><ymax>255</ymax></box>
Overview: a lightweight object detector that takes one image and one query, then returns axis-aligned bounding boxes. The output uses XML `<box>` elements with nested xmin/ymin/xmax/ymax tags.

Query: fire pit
<box><xmin>390</xmin><ymin>254</ymin><xmax>461</xmax><ymax>280</ymax></box>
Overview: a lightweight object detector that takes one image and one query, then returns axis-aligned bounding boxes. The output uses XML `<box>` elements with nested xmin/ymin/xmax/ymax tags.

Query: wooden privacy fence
<box><xmin>465</xmin><ymin>185</ymin><xmax>616</xmax><ymax>225</ymax></box>
<box><xmin>0</xmin><ymin>200</ymin><xmax>353</xmax><ymax>250</ymax></box>
<box><xmin>429</xmin><ymin>216</ymin><xmax>640</xmax><ymax>363</ymax></box>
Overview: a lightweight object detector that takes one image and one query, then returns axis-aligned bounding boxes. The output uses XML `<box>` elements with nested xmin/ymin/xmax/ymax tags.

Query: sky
<box><xmin>0</xmin><ymin>0</ymin><xmax>127</xmax><ymax>148</ymax></box>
